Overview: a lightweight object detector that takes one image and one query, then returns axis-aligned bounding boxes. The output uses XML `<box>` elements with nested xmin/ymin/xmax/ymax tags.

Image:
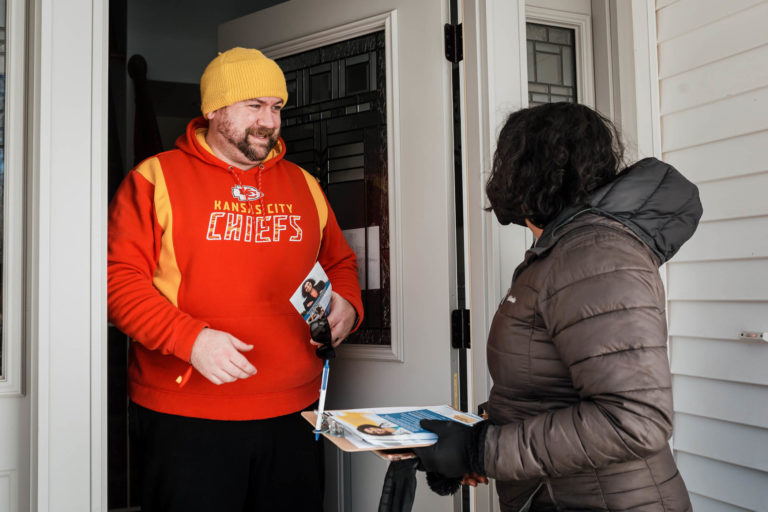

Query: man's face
<box><xmin>211</xmin><ymin>97</ymin><xmax>283</xmax><ymax>164</ymax></box>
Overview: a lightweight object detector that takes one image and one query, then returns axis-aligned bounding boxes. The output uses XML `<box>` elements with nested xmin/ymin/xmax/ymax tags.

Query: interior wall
<box><xmin>126</xmin><ymin>0</ymin><xmax>287</xmax><ymax>83</ymax></box>
<box><xmin>121</xmin><ymin>0</ymin><xmax>286</xmax><ymax>172</ymax></box>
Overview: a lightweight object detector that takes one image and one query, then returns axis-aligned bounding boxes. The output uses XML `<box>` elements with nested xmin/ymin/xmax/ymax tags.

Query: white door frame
<box><xmin>0</xmin><ymin>1</ymin><xmax>33</xmax><ymax>510</ymax></box>
<box><xmin>612</xmin><ymin>0</ymin><xmax>661</xmax><ymax>161</ymax></box>
<box><xmin>462</xmin><ymin>0</ymin><xmax>529</xmax><ymax>509</ymax></box>
<box><xmin>0</xmin><ymin>0</ymin><xmax>27</xmax><ymax>399</ymax></box>
<box><xmin>27</xmin><ymin>0</ymin><xmax>108</xmax><ymax>510</ymax></box>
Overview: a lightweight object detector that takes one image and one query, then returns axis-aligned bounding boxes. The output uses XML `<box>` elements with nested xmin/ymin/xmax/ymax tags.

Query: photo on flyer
<box><xmin>290</xmin><ymin>262</ymin><xmax>332</xmax><ymax>324</ymax></box>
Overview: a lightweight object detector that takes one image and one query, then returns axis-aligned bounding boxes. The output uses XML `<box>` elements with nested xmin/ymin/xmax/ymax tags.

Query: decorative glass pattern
<box><xmin>277</xmin><ymin>31</ymin><xmax>390</xmax><ymax>346</ymax></box>
<box><xmin>526</xmin><ymin>23</ymin><xmax>577</xmax><ymax>106</ymax></box>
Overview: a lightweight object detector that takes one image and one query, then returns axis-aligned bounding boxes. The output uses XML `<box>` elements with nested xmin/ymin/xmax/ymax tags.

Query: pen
<box><xmin>314</xmin><ymin>359</ymin><xmax>330</xmax><ymax>441</ymax></box>
<box><xmin>176</xmin><ymin>365</ymin><xmax>193</xmax><ymax>388</ymax></box>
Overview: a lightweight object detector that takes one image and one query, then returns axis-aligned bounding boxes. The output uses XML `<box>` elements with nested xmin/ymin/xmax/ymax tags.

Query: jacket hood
<box><xmin>534</xmin><ymin>157</ymin><xmax>702</xmax><ymax>264</ymax></box>
<box><xmin>175</xmin><ymin>116</ymin><xmax>286</xmax><ymax>171</ymax></box>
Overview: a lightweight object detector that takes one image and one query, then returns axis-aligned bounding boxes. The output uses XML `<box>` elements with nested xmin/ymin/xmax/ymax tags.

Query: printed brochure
<box><xmin>290</xmin><ymin>262</ymin><xmax>332</xmax><ymax>323</ymax></box>
<box><xmin>323</xmin><ymin>405</ymin><xmax>484</xmax><ymax>449</ymax></box>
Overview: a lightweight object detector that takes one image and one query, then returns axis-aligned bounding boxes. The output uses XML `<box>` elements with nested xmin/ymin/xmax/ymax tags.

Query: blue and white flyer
<box><xmin>290</xmin><ymin>262</ymin><xmax>332</xmax><ymax>323</ymax></box>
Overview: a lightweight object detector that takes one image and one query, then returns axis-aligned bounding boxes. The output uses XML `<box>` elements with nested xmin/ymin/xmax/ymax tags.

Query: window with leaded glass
<box><xmin>276</xmin><ymin>32</ymin><xmax>390</xmax><ymax>347</ymax></box>
<box><xmin>526</xmin><ymin>22</ymin><xmax>577</xmax><ymax>106</ymax></box>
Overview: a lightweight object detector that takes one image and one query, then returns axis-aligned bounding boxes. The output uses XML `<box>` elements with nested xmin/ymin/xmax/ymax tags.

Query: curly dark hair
<box><xmin>301</xmin><ymin>279</ymin><xmax>316</xmax><ymax>299</ymax></box>
<box><xmin>485</xmin><ymin>102</ymin><xmax>624</xmax><ymax>228</ymax></box>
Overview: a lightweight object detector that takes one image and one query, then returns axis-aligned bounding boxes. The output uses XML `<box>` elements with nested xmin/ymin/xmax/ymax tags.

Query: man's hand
<box><xmin>190</xmin><ymin>328</ymin><xmax>258</xmax><ymax>385</ymax></box>
<box><xmin>325</xmin><ymin>291</ymin><xmax>357</xmax><ymax>347</ymax></box>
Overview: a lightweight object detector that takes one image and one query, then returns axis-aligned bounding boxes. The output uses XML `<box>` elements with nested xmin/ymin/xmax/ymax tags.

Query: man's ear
<box><xmin>206</xmin><ymin>111</ymin><xmax>215</xmax><ymax>120</ymax></box>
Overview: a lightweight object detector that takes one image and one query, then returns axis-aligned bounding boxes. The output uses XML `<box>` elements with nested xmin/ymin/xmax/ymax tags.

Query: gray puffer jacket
<box><xmin>484</xmin><ymin>158</ymin><xmax>701</xmax><ymax>511</ymax></box>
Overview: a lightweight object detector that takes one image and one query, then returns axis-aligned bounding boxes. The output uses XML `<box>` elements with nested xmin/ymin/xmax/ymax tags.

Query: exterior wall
<box><xmin>656</xmin><ymin>1</ymin><xmax>768</xmax><ymax>510</ymax></box>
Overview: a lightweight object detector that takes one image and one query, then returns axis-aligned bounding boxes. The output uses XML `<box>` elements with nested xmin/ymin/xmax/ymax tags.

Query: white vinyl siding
<box><xmin>678</xmin><ymin>452</ymin><xmax>768</xmax><ymax>511</ymax></box>
<box><xmin>689</xmin><ymin>494</ymin><xmax>753</xmax><ymax>512</ymax></box>
<box><xmin>657</xmin><ymin>0</ymin><xmax>768</xmax><ymax>510</ymax></box>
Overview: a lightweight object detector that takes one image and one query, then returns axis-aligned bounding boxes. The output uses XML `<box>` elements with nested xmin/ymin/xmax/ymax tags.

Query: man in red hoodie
<box><xmin>108</xmin><ymin>47</ymin><xmax>363</xmax><ymax>511</ymax></box>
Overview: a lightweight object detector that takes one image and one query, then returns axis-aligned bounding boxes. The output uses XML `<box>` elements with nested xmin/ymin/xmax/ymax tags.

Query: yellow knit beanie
<box><xmin>200</xmin><ymin>47</ymin><xmax>288</xmax><ymax>116</ymax></box>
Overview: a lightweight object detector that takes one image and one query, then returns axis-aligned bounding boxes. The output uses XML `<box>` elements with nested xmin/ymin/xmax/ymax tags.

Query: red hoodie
<box><xmin>108</xmin><ymin>117</ymin><xmax>363</xmax><ymax>420</ymax></box>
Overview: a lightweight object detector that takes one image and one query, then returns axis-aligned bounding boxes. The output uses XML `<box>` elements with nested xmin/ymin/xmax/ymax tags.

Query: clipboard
<box><xmin>301</xmin><ymin>411</ymin><xmax>419</xmax><ymax>460</ymax></box>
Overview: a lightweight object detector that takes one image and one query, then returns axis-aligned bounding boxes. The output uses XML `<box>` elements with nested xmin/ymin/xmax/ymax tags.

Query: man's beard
<box><xmin>229</xmin><ymin>126</ymin><xmax>280</xmax><ymax>163</ymax></box>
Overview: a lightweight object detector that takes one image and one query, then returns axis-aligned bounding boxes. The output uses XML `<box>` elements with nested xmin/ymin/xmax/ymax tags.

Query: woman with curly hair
<box><xmin>415</xmin><ymin>103</ymin><xmax>700</xmax><ymax>511</ymax></box>
<box><xmin>301</xmin><ymin>278</ymin><xmax>326</xmax><ymax>313</ymax></box>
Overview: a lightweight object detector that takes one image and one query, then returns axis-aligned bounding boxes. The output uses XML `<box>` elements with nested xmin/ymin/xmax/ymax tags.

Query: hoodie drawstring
<box><xmin>227</xmin><ymin>164</ymin><xmax>265</xmax><ymax>239</ymax></box>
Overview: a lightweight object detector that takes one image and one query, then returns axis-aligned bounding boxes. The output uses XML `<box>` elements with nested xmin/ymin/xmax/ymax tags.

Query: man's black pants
<box><xmin>130</xmin><ymin>402</ymin><xmax>324</xmax><ymax>511</ymax></box>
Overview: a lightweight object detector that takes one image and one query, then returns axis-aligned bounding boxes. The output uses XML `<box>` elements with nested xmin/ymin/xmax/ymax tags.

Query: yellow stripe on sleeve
<box><xmin>301</xmin><ymin>169</ymin><xmax>328</xmax><ymax>240</ymax></box>
<box><xmin>136</xmin><ymin>158</ymin><xmax>183</xmax><ymax>307</ymax></box>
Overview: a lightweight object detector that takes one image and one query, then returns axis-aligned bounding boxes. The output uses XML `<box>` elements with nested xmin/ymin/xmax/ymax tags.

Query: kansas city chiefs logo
<box><xmin>232</xmin><ymin>184</ymin><xmax>263</xmax><ymax>202</ymax></box>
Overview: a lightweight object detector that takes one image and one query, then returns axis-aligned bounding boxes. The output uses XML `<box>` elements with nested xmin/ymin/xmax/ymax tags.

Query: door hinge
<box><xmin>451</xmin><ymin>308</ymin><xmax>470</xmax><ymax>349</ymax></box>
<box><xmin>444</xmin><ymin>23</ymin><xmax>463</xmax><ymax>64</ymax></box>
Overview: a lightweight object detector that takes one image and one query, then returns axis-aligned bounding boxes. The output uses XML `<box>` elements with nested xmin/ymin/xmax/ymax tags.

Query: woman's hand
<box><xmin>414</xmin><ymin>419</ymin><xmax>488</xmax><ymax>478</ymax></box>
<box><xmin>461</xmin><ymin>472</ymin><xmax>489</xmax><ymax>487</ymax></box>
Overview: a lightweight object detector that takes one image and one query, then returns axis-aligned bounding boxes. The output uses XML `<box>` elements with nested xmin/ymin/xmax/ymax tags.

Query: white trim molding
<box><xmin>636</xmin><ymin>0</ymin><xmax>661</xmax><ymax>159</ymax></box>
<box><xmin>263</xmin><ymin>11</ymin><xmax>406</xmax><ymax>363</ymax></box>
<box><xmin>90</xmin><ymin>0</ymin><xmax>109</xmax><ymax>508</ymax></box>
<box><xmin>526</xmin><ymin>5</ymin><xmax>596</xmax><ymax>108</ymax></box>
<box><xmin>606</xmin><ymin>0</ymin><xmax>661</xmax><ymax>161</ymax></box>
<box><xmin>28</xmin><ymin>0</ymin><xmax>108</xmax><ymax>509</ymax></box>
<box><xmin>0</xmin><ymin>0</ymin><xmax>28</xmax><ymax>397</ymax></box>
<box><xmin>462</xmin><ymin>0</ymin><xmax>530</xmax><ymax>509</ymax></box>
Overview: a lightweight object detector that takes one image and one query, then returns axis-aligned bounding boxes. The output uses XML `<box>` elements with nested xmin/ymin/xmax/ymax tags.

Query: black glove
<box><xmin>424</xmin><ymin>472</ymin><xmax>462</xmax><ymax>496</ymax></box>
<box><xmin>413</xmin><ymin>419</ymin><xmax>487</xmax><ymax>479</ymax></box>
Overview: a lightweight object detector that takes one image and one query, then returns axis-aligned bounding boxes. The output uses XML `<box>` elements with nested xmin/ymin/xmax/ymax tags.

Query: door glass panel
<box><xmin>526</xmin><ymin>23</ymin><xmax>547</xmax><ymax>42</ymax></box>
<box><xmin>0</xmin><ymin>0</ymin><xmax>6</xmax><ymax>376</ymax></box>
<box><xmin>535</xmin><ymin>51</ymin><xmax>562</xmax><ymax>84</ymax></box>
<box><xmin>548</xmin><ymin>26</ymin><xmax>572</xmax><ymax>45</ymax></box>
<box><xmin>276</xmin><ymin>31</ymin><xmax>390</xmax><ymax>347</ymax></box>
<box><xmin>526</xmin><ymin>22</ymin><xmax>576</xmax><ymax>105</ymax></box>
